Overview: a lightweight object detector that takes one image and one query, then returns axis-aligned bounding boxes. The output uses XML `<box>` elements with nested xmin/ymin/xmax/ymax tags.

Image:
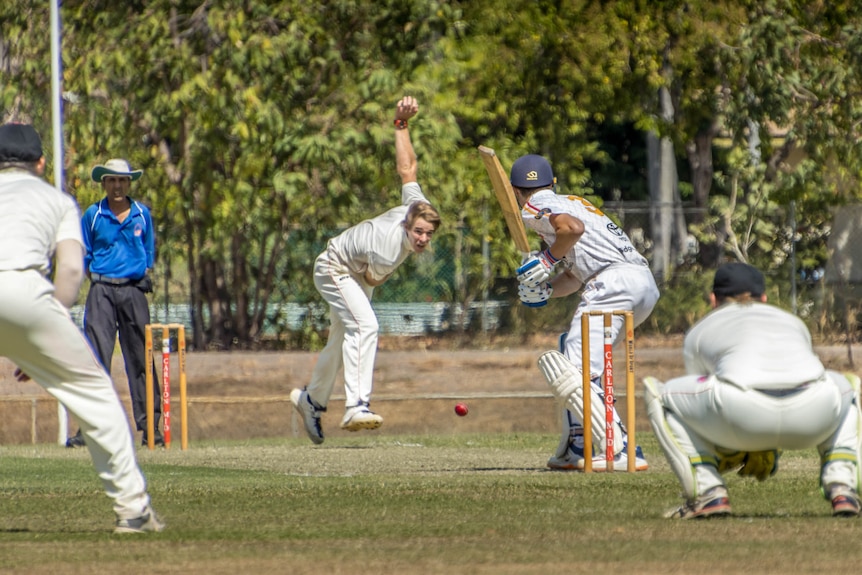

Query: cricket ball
<box><xmin>454</xmin><ymin>402</ymin><xmax>469</xmax><ymax>417</ymax></box>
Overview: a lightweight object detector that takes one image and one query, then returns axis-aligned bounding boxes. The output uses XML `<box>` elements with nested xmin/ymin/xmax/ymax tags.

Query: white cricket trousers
<box><xmin>564</xmin><ymin>263</ymin><xmax>659</xmax><ymax>379</ymax></box>
<box><xmin>557</xmin><ymin>263</ymin><xmax>659</xmax><ymax>448</ymax></box>
<box><xmin>0</xmin><ymin>271</ymin><xmax>151</xmax><ymax>520</ymax></box>
<box><xmin>306</xmin><ymin>253</ymin><xmax>378</xmax><ymax>410</ymax></box>
<box><xmin>661</xmin><ymin>372</ymin><xmax>860</xmax><ymax>497</ymax></box>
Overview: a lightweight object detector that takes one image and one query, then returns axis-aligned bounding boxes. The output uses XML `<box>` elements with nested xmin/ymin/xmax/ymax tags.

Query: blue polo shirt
<box><xmin>81</xmin><ymin>197</ymin><xmax>155</xmax><ymax>279</ymax></box>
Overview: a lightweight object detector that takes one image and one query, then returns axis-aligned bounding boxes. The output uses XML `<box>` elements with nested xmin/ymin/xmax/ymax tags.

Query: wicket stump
<box><xmin>580</xmin><ymin>310</ymin><xmax>636</xmax><ymax>472</ymax></box>
<box><xmin>145</xmin><ymin>323</ymin><xmax>188</xmax><ymax>450</ymax></box>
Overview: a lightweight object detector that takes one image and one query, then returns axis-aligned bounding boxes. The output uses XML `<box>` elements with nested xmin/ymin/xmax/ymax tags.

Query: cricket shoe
<box><xmin>589</xmin><ymin>443</ymin><xmax>649</xmax><ymax>472</ymax></box>
<box><xmin>65</xmin><ymin>430</ymin><xmax>86</xmax><ymax>448</ymax></box>
<box><xmin>114</xmin><ymin>505</ymin><xmax>165</xmax><ymax>534</ymax></box>
<box><xmin>828</xmin><ymin>484</ymin><xmax>862</xmax><ymax>518</ymax></box>
<box><xmin>141</xmin><ymin>430</ymin><xmax>165</xmax><ymax>447</ymax></box>
<box><xmin>290</xmin><ymin>388</ymin><xmax>325</xmax><ymax>445</ymax></box>
<box><xmin>547</xmin><ymin>446</ymin><xmax>585</xmax><ymax>471</ymax></box>
<box><xmin>340</xmin><ymin>403</ymin><xmax>383</xmax><ymax>432</ymax></box>
<box><xmin>547</xmin><ymin>428</ymin><xmax>587</xmax><ymax>470</ymax></box>
<box><xmin>665</xmin><ymin>486</ymin><xmax>732</xmax><ymax>519</ymax></box>
<box><xmin>550</xmin><ymin>443</ymin><xmax>648</xmax><ymax>472</ymax></box>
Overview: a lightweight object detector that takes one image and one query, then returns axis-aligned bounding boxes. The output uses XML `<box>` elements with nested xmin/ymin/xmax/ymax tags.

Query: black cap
<box><xmin>510</xmin><ymin>154</ymin><xmax>554</xmax><ymax>188</ymax></box>
<box><xmin>712</xmin><ymin>262</ymin><xmax>765</xmax><ymax>298</ymax></box>
<box><xmin>0</xmin><ymin>123</ymin><xmax>43</xmax><ymax>163</ymax></box>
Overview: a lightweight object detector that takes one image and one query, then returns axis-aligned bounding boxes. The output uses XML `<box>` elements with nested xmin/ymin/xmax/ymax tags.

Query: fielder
<box><xmin>510</xmin><ymin>154</ymin><xmax>659</xmax><ymax>471</ymax></box>
<box><xmin>290</xmin><ymin>96</ymin><xmax>441</xmax><ymax>443</ymax></box>
<box><xmin>0</xmin><ymin>123</ymin><xmax>162</xmax><ymax>532</ymax></box>
<box><xmin>644</xmin><ymin>262</ymin><xmax>861</xmax><ymax>518</ymax></box>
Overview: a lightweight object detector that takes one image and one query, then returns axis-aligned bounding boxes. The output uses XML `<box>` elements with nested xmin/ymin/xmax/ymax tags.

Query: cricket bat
<box><xmin>478</xmin><ymin>145</ymin><xmax>531</xmax><ymax>254</ymax></box>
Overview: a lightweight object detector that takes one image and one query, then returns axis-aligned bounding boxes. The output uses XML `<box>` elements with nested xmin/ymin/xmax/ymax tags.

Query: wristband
<box><xmin>394</xmin><ymin>119</ymin><xmax>408</xmax><ymax>130</ymax></box>
<box><xmin>542</xmin><ymin>248</ymin><xmax>560</xmax><ymax>264</ymax></box>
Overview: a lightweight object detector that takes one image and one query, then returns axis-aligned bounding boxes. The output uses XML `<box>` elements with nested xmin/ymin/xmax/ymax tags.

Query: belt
<box><xmin>90</xmin><ymin>273</ymin><xmax>135</xmax><ymax>286</ymax></box>
<box><xmin>755</xmin><ymin>381</ymin><xmax>814</xmax><ymax>397</ymax></box>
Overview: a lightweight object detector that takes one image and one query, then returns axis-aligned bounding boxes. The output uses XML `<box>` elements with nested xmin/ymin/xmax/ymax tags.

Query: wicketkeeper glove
<box><xmin>738</xmin><ymin>449</ymin><xmax>781</xmax><ymax>481</ymax></box>
<box><xmin>516</xmin><ymin>249</ymin><xmax>560</xmax><ymax>287</ymax></box>
<box><xmin>518</xmin><ymin>282</ymin><xmax>553</xmax><ymax>308</ymax></box>
<box><xmin>716</xmin><ymin>449</ymin><xmax>780</xmax><ymax>481</ymax></box>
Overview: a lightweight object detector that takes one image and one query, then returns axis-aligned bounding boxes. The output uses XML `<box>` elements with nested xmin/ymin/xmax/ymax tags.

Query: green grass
<box><xmin>2</xmin><ymin>434</ymin><xmax>862</xmax><ymax>574</ymax></box>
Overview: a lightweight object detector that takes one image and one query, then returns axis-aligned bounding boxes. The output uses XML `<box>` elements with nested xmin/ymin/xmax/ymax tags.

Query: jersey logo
<box><xmin>607</xmin><ymin>222</ymin><xmax>624</xmax><ymax>237</ymax></box>
<box><xmin>534</xmin><ymin>207</ymin><xmax>552</xmax><ymax>220</ymax></box>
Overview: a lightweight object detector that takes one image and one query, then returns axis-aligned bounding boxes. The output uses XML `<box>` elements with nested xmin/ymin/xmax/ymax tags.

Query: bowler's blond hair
<box><xmin>404</xmin><ymin>201</ymin><xmax>441</xmax><ymax>231</ymax></box>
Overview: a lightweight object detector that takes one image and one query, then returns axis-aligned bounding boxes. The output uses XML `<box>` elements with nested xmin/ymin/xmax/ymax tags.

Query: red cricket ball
<box><xmin>454</xmin><ymin>402</ymin><xmax>469</xmax><ymax>417</ymax></box>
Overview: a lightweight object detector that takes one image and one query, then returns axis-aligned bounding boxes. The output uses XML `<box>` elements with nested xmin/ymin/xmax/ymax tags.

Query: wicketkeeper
<box><xmin>643</xmin><ymin>262</ymin><xmax>861</xmax><ymax>518</ymax></box>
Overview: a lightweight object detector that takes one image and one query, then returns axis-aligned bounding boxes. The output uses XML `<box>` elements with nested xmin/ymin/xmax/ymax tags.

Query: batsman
<box><xmin>507</xmin><ymin>154</ymin><xmax>660</xmax><ymax>471</ymax></box>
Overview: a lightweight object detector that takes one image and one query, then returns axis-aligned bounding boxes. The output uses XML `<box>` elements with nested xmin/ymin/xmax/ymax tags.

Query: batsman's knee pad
<box><xmin>538</xmin><ymin>350</ymin><xmax>622</xmax><ymax>455</ymax></box>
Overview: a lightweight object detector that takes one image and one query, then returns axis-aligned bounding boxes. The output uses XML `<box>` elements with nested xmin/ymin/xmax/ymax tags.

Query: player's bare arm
<box><xmin>395</xmin><ymin>96</ymin><xmax>419</xmax><ymax>184</ymax></box>
<box><xmin>547</xmin><ymin>212</ymin><xmax>584</xmax><ymax>259</ymax></box>
<box><xmin>53</xmin><ymin>239</ymin><xmax>85</xmax><ymax>308</ymax></box>
<box><xmin>549</xmin><ymin>269</ymin><xmax>583</xmax><ymax>298</ymax></box>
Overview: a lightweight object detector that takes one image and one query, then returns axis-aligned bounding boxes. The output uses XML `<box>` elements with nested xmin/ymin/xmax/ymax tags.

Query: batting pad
<box><xmin>553</xmin><ymin>333</ymin><xmax>573</xmax><ymax>459</ymax></box>
<box><xmin>643</xmin><ymin>376</ymin><xmax>697</xmax><ymax>497</ymax></box>
<box><xmin>538</xmin><ymin>350</ymin><xmax>623</xmax><ymax>455</ymax></box>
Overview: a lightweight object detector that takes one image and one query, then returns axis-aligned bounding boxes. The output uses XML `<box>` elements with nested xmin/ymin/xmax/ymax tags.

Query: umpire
<box><xmin>67</xmin><ymin>158</ymin><xmax>162</xmax><ymax>448</ymax></box>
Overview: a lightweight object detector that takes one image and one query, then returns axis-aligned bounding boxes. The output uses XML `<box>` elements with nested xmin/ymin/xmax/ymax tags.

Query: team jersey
<box><xmin>683</xmin><ymin>302</ymin><xmax>825</xmax><ymax>390</ymax></box>
<box><xmin>325</xmin><ymin>182</ymin><xmax>428</xmax><ymax>282</ymax></box>
<box><xmin>521</xmin><ymin>189</ymin><xmax>647</xmax><ymax>283</ymax></box>
<box><xmin>0</xmin><ymin>169</ymin><xmax>83</xmax><ymax>275</ymax></box>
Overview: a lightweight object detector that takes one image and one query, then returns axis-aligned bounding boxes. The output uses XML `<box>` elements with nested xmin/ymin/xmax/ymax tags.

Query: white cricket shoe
<box><xmin>114</xmin><ymin>505</ymin><xmax>165</xmax><ymax>534</ymax></box>
<box><xmin>290</xmin><ymin>388</ymin><xmax>325</xmax><ymax>445</ymax></box>
<box><xmin>548</xmin><ymin>443</ymin><xmax>648</xmax><ymax>472</ymax></box>
<box><xmin>587</xmin><ymin>445</ymin><xmax>649</xmax><ymax>472</ymax></box>
<box><xmin>547</xmin><ymin>445</ymin><xmax>585</xmax><ymax>470</ymax></box>
<box><xmin>664</xmin><ymin>486</ymin><xmax>731</xmax><ymax>519</ymax></box>
<box><xmin>340</xmin><ymin>404</ymin><xmax>383</xmax><ymax>432</ymax></box>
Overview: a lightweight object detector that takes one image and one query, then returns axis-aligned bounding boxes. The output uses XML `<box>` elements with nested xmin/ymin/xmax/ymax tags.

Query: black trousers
<box><xmin>84</xmin><ymin>281</ymin><xmax>161</xmax><ymax>433</ymax></box>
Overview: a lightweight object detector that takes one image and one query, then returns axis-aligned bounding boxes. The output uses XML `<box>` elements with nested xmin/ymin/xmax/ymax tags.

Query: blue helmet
<box><xmin>510</xmin><ymin>154</ymin><xmax>554</xmax><ymax>188</ymax></box>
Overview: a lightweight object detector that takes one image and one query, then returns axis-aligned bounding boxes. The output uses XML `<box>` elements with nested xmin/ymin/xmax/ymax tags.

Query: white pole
<box><xmin>50</xmin><ymin>0</ymin><xmax>69</xmax><ymax>445</ymax></box>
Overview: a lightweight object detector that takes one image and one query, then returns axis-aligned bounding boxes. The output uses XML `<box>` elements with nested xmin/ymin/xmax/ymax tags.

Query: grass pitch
<box><xmin>1</xmin><ymin>433</ymin><xmax>862</xmax><ymax>574</ymax></box>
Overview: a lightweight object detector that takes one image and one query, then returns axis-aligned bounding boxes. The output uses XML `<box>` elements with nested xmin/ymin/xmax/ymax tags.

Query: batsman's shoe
<box><xmin>341</xmin><ymin>404</ymin><xmax>383</xmax><ymax>432</ymax></box>
<box><xmin>587</xmin><ymin>444</ymin><xmax>649</xmax><ymax>472</ymax></box>
<box><xmin>665</xmin><ymin>486</ymin><xmax>731</xmax><ymax>519</ymax></box>
<box><xmin>828</xmin><ymin>484</ymin><xmax>862</xmax><ymax>518</ymax></box>
<box><xmin>114</xmin><ymin>505</ymin><xmax>165</xmax><ymax>534</ymax></box>
<box><xmin>290</xmin><ymin>388</ymin><xmax>325</xmax><ymax>445</ymax></box>
<box><xmin>547</xmin><ymin>428</ymin><xmax>586</xmax><ymax>471</ymax></box>
<box><xmin>547</xmin><ymin>445</ymin><xmax>585</xmax><ymax>471</ymax></box>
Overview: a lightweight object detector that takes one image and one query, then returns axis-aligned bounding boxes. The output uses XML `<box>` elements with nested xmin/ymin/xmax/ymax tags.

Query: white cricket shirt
<box><xmin>324</xmin><ymin>182</ymin><xmax>428</xmax><ymax>282</ymax></box>
<box><xmin>521</xmin><ymin>189</ymin><xmax>647</xmax><ymax>283</ymax></box>
<box><xmin>683</xmin><ymin>302</ymin><xmax>825</xmax><ymax>390</ymax></box>
<box><xmin>0</xmin><ymin>169</ymin><xmax>83</xmax><ymax>275</ymax></box>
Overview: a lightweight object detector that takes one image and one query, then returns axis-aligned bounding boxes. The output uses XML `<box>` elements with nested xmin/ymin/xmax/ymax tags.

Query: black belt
<box><xmin>91</xmin><ymin>273</ymin><xmax>136</xmax><ymax>286</ymax></box>
<box><xmin>756</xmin><ymin>381</ymin><xmax>814</xmax><ymax>397</ymax></box>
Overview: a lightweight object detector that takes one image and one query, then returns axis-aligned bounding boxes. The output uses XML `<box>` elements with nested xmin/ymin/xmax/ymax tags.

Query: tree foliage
<box><xmin>2</xmin><ymin>0</ymin><xmax>861</xmax><ymax>347</ymax></box>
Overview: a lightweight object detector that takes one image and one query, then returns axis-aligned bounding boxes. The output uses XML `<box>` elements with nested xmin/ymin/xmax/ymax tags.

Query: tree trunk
<box><xmin>686</xmin><ymin>122</ymin><xmax>720</xmax><ymax>267</ymax></box>
<box><xmin>648</xmin><ymin>85</ymin><xmax>685</xmax><ymax>281</ymax></box>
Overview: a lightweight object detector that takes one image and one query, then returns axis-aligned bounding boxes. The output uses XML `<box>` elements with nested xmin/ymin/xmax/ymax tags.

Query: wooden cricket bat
<box><xmin>477</xmin><ymin>145</ymin><xmax>531</xmax><ymax>254</ymax></box>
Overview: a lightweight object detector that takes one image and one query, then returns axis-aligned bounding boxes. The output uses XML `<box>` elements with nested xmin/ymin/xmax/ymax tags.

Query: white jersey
<box><xmin>521</xmin><ymin>189</ymin><xmax>647</xmax><ymax>283</ymax></box>
<box><xmin>324</xmin><ymin>182</ymin><xmax>428</xmax><ymax>282</ymax></box>
<box><xmin>0</xmin><ymin>169</ymin><xmax>83</xmax><ymax>275</ymax></box>
<box><xmin>683</xmin><ymin>301</ymin><xmax>824</xmax><ymax>390</ymax></box>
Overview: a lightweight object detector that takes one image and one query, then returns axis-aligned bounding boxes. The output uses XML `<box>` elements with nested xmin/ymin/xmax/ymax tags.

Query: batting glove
<box><xmin>516</xmin><ymin>249</ymin><xmax>560</xmax><ymax>287</ymax></box>
<box><xmin>518</xmin><ymin>282</ymin><xmax>553</xmax><ymax>308</ymax></box>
